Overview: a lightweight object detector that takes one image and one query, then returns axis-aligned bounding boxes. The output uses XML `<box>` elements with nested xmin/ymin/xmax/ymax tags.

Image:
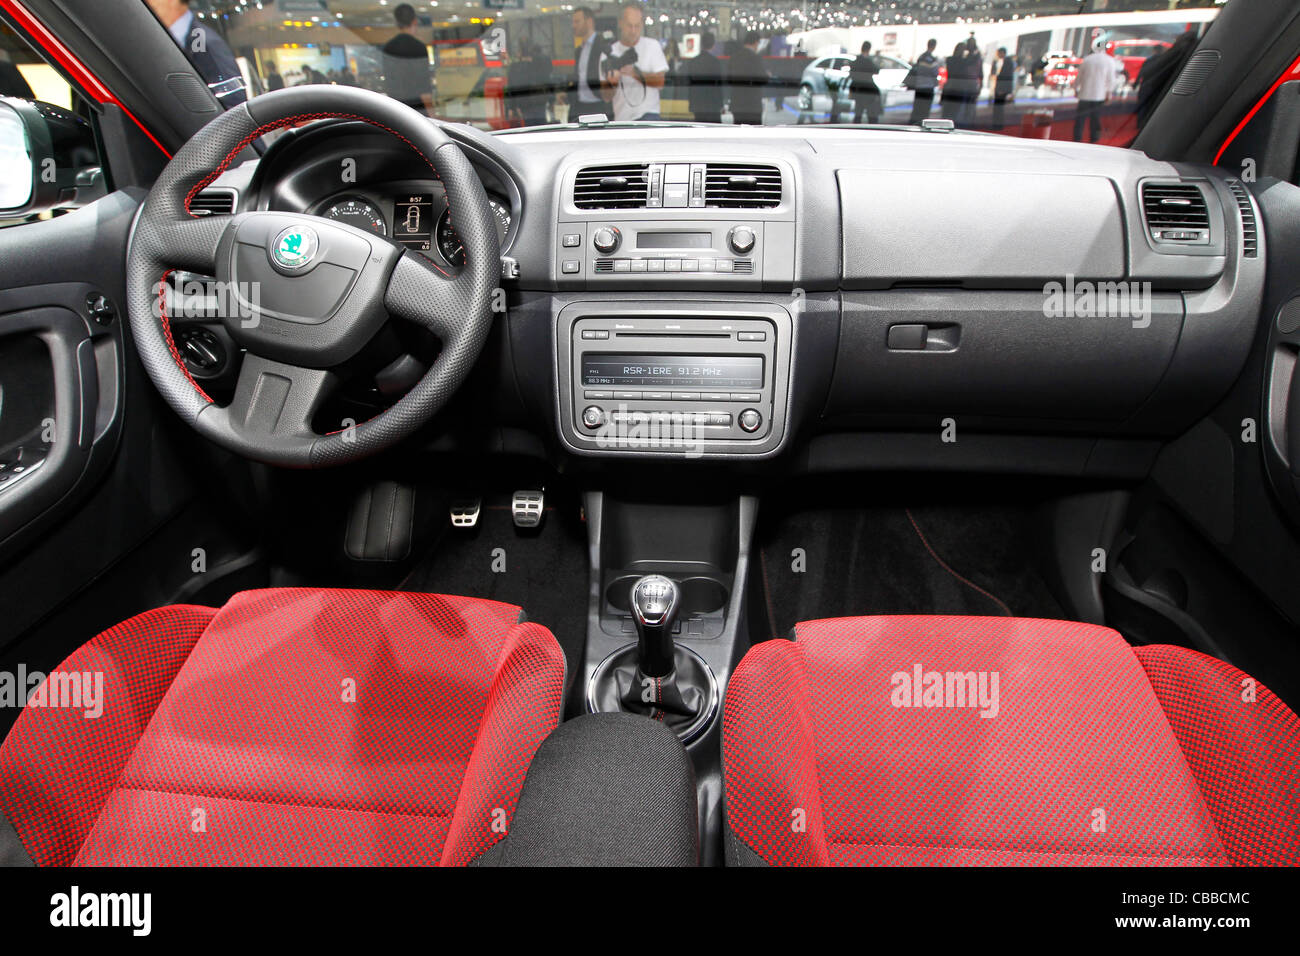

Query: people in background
<box><xmin>601</xmin><ymin>2</ymin><xmax>668</xmax><ymax>122</ymax></box>
<box><xmin>145</xmin><ymin>0</ymin><xmax>247</xmax><ymax>107</ymax></box>
<box><xmin>571</xmin><ymin>7</ymin><xmax>609</xmax><ymax>120</ymax></box>
<box><xmin>727</xmin><ymin>28</ymin><xmax>768</xmax><ymax>125</ymax></box>
<box><xmin>381</xmin><ymin>2</ymin><xmax>433</xmax><ymax>115</ymax></box>
<box><xmin>849</xmin><ymin>40</ymin><xmax>881</xmax><ymax>124</ymax></box>
<box><xmin>1074</xmin><ymin>39</ymin><xmax>1116</xmax><ymax>143</ymax></box>
<box><xmin>941</xmin><ymin>41</ymin><xmax>976</xmax><ymax>125</ymax></box>
<box><xmin>906</xmin><ymin>38</ymin><xmax>941</xmax><ymax>125</ymax></box>
<box><xmin>989</xmin><ymin>46</ymin><xmax>1016</xmax><ymax>129</ymax></box>
<box><xmin>685</xmin><ymin>30</ymin><xmax>723</xmax><ymax>124</ymax></box>
<box><xmin>264</xmin><ymin>61</ymin><xmax>284</xmax><ymax>92</ymax></box>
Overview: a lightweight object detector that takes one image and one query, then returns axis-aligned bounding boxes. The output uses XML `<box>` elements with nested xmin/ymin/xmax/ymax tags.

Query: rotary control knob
<box><xmin>592</xmin><ymin>226</ymin><xmax>622</xmax><ymax>255</ymax></box>
<box><xmin>582</xmin><ymin>406</ymin><xmax>606</xmax><ymax>429</ymax></box>
<box><xmin>728</xmin><ymin>225</ymin><xmax>756</xmax><ymax>255</ymax></box>
<box><xmin>738</xmin><ymin>408</ymin><xmax>763</xmax><ymax>433</ymax></box>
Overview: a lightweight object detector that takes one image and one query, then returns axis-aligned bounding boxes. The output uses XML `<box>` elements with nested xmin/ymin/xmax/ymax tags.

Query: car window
<box><xmin>138</xmin><ymin>0</ymin><xmax>1227</xmax><ymax>148</ymax></box>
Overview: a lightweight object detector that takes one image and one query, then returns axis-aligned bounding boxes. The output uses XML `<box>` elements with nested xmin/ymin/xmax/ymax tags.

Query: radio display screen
<box><xmin>582</xmin><ymin>354</ymin><xmax>763</xmax><ymax>389</ymax></box>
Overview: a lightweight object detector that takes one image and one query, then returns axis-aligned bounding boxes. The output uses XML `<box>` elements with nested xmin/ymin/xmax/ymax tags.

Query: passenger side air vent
<box><xmin>189</xmin><ymin>188</ymin><xmax>236</xmax><ymax>216</ymax></box>
<box><xmin>1226</xmin><ymin>179</ymin><xmax>1258</xmax><ymax>258</ymax></box>
<box><xmin>573</xmin><ymin>164</ymin><xmax>649</xmax><ymax>209</ymax></box>
<box><xmin>704</xmin><ymin>163</ymin><xmax>782</xmax><ymax>208</ymax></box>
<box><xmin>1141</xmin><ymin>181</ymin><xmax>1209</xmax><ymax>244</ymax></box>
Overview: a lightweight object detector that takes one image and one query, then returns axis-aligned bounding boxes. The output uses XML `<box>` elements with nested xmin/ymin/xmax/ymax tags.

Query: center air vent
<box><xmin>704</xmin><ymin>163</ymin><xmax>782</xmax><ymax>208</ymax></box>
<box><xmin>1141</xmin><ymin>181</ymin><xmax>1209</xmax><ymax>244</ymax></box>
<box><xmin>573</xmin><ymin>164</ymin><xmax>649</xmax><ymax>209</ymax></box>
<box><xmin>189</xmin><ymin>188</ymin><xmax>236</xmax><ymax>216</ymax></box>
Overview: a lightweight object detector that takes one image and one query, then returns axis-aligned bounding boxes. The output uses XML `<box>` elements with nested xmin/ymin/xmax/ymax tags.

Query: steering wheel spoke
<box><xmin>213</xmin><ymin>353</ymin><xmax>336</xmax><ymax>451</ymax></box>
<box><xmin>384</xmin><ymin>252</ymin><xmax>482</xmax><ymax>342</ymax></box>
<box><xmin>156</xmin><ymin>216</ymin><xmax>228</xmax><ymax>275</ymax></box>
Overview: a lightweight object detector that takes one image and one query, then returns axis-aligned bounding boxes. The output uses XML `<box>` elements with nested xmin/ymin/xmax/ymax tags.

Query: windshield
<box><xmin>140</xmin><ymin>0</ymin><xmax>1227</xmax><ymax>148</ymax></box>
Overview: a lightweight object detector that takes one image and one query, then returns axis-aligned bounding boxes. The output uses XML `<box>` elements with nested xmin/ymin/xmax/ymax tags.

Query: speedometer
<box><xmin>322</xmin><ymin>197</ymin><xmax>387</xmax><ymax>236</ymax></box>
<box><xmin>436</xmin><ymin>197</ymin><xmax>511</xmax><ymax>267</ymax></box>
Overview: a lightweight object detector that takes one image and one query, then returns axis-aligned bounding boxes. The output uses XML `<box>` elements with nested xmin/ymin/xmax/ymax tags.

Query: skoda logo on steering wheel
<box><xmin>271</xmin><ymin>224</ymin><xmax>320</xmax><ymax>273</ymax></box>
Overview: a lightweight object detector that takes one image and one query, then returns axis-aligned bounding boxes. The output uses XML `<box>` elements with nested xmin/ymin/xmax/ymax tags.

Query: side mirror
<box><xmin>0</xmin><ymin>96</ymin><xmax>103</xmax><ymax>220</ymax></box>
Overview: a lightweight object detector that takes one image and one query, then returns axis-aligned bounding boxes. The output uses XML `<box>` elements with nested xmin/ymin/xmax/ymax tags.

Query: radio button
<box><xmin>631</xmin><ymin>260</ymin><xmax>647</xmax><ymax>272</ymax></box>
<box><xmin>644</xmin><ymin>391</ymin><xmax>673</xmax><ymax>401</ymax></box>
<box><xmin>707</xmin><ymin>413</ymin><xmax>732</xmax><ymax>426</ymax></box>
<box><xmin>700</xmin><ymin>392</ymin><xmax>731</xmax><ymax>402</ymax></box>
<box><xmin>738</xmin><ymin>408</ymin><xmax>763</xmax><ymax>433</ymax></box>
<box><xmin>562</xmin><ymin>233</ymin><xmax>582</xmax><ymax>247</ymax></box>
<box><xmin>698</xmin><ymin>258</ymin><xmax>715</xmax><ymax>272</ymax></box>
<box><xmin>584</xmin><ymin>390</ymin><xmax>612</xmax><ymax>400</ymax></box>
<box><xmin>664</xmin><ymin>260</ymin><xmax>681</xmax><ymax>272</ymax></box>
<box><xmin>580</xmin><ymin>329</ymin><xmax>610</xmax><ymax>339</ymax></box>
<box><xmin>681</xmin><ymin>259</ymin><xmax>698</xmax><ymax>272</ymax></box>
<box><xmin>581</xmin><ymin>406</ymin><xmax>606</xmax><ymax>429</ymax></box>
<box><xmin>562</xmin><ymin>260</ymin><xmax>581</xmax><ymax>274</ymax></box>
<box><xmin>647</xmin><ymin>260</ymin><xmax>664</xmax><ymax>272</ymax></box>
<box><xmin>613</xmin><ymin>260</ymin><xmax>630</xmax><ymax>272</ymax></box>
<box><xmin>737</xmin><ymin>331</ymin><xmax>766</xmax><ymax>342</ymax></box>
<box><xmin>614</xmin><ymin>391</ymin><xmax>642</xmax><ymax>401</ymax></box>
<box><xmin>672</xmin><ymin>392</ymin><xmax>700</xmax><ymax>401</ymax></box>
<box><xmin>715</xmin><ymin>260</ymin><xmax>734</xmax><ymax>273</ymax></box>
<box><xmin>730</xmin><ymin>392</ymin><xmax>762</xmax><ymax>402</ymax></box>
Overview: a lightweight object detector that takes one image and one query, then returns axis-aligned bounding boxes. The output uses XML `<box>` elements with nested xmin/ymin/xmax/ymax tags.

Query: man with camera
<box><xmin>601</xmin><ymin>2</ymin><xmax>668</xmax><ymax>121</ymax></box>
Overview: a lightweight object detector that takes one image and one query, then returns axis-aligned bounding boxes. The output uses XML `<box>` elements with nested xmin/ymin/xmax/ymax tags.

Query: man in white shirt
<box><xmin>601</xmin><ymin>2</ymin><xmax>668</xmax><ymax>121</ymax></box>
<box><xmin>1073</xmin><ymin>41</ymin><xmax>1116</xmax><ymax>143</ymax></box>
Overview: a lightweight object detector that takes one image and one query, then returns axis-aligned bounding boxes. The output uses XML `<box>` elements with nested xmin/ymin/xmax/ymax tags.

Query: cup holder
<box><xmin>604</xmin><ymin>574</ymin><xmax>729</xmax><ymax>615</ymax></box>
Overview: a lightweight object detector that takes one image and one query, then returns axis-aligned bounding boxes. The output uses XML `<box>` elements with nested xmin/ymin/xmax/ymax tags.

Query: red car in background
<box><xmin>1107</xmin><ymin>38</ymin><xmax>1173</xmax><ymax>85</ymax></box>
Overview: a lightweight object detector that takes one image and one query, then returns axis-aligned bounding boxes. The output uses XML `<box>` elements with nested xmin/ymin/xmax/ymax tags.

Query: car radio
<box><xmin>555</xmin><ymin>303</ymin><xmax>794</xmax><ymax>457</ymax></box>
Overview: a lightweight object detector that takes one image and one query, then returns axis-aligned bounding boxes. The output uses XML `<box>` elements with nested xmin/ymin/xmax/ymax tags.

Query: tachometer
<box><xmin>322</xmin><ymin>197</ymin><xmax>387</xmax><ymax>236</ymax></box>
<box><xmin>436</xmin><ymin>197</ymin><xmax>511</xmax><ymax>267</ymax></box>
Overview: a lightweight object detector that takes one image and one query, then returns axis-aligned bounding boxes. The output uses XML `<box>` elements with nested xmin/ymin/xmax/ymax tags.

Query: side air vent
<box><xmin>189</xmin><ymin>188</ymin><xmax>236</xmax><ymax>216</ymax></box>
<box><xmin>1141</xmin><ymin>182</ymin><xmax>1209</xmax><ymax>244</ymax></box>
<box><xmin>1226</xmin><ymin>179</ymin><xmax>1259</xmax><ymax>258</ymax></box>
<box><xmin>704</xmin><ymin>163</ymin><xmax>782</xmax><ymax>208</ymax></box>
<box><xmin>573</xmin><ymin>164</ymin><xmax>649</xmax><ymax>209</ymax></box>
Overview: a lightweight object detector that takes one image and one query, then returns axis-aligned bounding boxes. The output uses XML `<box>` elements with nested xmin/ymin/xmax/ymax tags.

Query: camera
<box><xmin>605</xmin><ymin>46</ymin><xmax>640</xmax><ymax>72</ymax></box>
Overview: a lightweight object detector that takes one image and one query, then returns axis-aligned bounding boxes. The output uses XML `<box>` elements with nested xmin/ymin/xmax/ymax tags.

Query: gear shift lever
<box><xmin>630</xmin><ymin>575</ymin><xmax>680</xmax><ymax>677</ymax></box>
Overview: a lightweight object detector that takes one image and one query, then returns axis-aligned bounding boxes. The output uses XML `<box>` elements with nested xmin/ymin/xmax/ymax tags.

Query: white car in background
<box><xmin>799</xmin><ymin>52</ymin><xmax>916</xmax><ymax>116</ymax></box>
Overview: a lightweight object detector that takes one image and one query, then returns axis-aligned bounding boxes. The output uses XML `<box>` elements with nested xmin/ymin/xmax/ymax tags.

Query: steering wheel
<box><xmin>125</xmin><ymin>86</ymin><xmax>500</xmax><ymax>468</ymax></box>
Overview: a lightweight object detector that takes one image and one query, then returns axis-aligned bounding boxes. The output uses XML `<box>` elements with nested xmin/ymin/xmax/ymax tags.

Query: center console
<box><xmin>555</xmin><ymin>300</ymin><xmax>794</xmax><ymax>458</ymax></box>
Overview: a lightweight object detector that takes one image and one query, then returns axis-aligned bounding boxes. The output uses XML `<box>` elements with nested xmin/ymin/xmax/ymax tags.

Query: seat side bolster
<box><xmin>0</xmin><ymin>604</ymin><xmax>217</xmax><ymax>867</ymax></box>
<box><xmin>439</xmin><ymin>620</ymin><xmax>566</xmax><ymax>866</ymax></box>
<box><xmin>1134</xmin><ymin>644</ymin><xmax>1300</xmax><ymax>867</ymax></box>
<box><xmin>722</xmin><ymin>637</ymin><xmax>830</xmax><ymax>866</ymax></box>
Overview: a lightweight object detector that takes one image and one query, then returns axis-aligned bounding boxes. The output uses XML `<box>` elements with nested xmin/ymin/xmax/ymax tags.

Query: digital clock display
<box><xmin>581</xmin><ymin>354</ymin><xmax>763</xmax><ymax>389</ymax></box>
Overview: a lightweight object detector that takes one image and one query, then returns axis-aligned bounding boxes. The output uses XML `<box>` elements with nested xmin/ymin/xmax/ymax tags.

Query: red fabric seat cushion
<box><xmin>723</xmin><ymin>616</ymin><xmax>1268</xmax><ymax>866</ymax></box>
<box><xmin>0</xmin><ymin>589</ymin><xmax>565</xmax><ymax>866</ymax></box>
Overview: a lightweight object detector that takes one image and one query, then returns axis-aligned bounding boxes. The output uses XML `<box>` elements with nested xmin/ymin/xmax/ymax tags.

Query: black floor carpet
<box><xmin>399</xmin><ymin>498</ymin><xmax>589</xmax><ymax>710</ymax></box>
<box><xmin>756</xmin><ymin>501</ymin><xmax>1067</xmax><ymax>641</ymax></box>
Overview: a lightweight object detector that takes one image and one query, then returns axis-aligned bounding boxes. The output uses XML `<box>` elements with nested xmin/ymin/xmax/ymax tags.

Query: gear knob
<box><xmin>630</xmin><ymin>575</ymin><xmax>681</xmax><ymax>677</ymax></box>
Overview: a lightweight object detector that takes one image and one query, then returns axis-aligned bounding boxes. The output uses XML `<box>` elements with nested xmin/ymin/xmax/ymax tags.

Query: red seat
<box><xmin>0</xmin><ymin>589</ymin><xmax>565</xmax><ymax>866</ymax></box>
<box><xmin>723</xmin><ymin>616</ymin><xmax>1300</xmax><ymax>866</ymax></box>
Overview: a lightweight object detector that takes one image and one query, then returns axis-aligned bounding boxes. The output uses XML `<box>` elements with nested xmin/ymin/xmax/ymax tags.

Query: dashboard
<box><xmin>205</xmin><ymin>120</ymin><xmax>1267</xmax><ymax>477</ymax></box>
